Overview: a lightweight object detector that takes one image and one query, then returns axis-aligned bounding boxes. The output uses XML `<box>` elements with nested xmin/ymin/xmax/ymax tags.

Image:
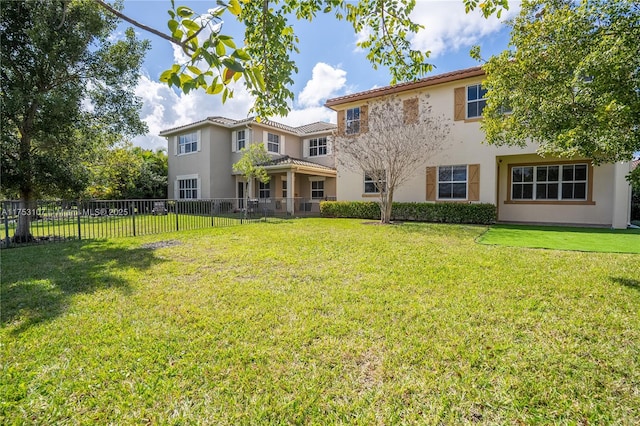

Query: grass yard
<box><xmin>2</xmin><ymin>218</ymin><xmax>639</xmax><ymax>424</ymax></box>
<box><xmin>478</xmin><ymin>224</ymin><xmax>640</xmax><ymax>254</ymax></box>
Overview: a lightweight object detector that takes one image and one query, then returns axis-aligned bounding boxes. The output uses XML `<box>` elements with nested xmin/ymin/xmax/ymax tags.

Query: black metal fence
<box><xmin>1</xmin><ymin>198</ymin><xmax>325</xmax><ymax>248</ymax></box>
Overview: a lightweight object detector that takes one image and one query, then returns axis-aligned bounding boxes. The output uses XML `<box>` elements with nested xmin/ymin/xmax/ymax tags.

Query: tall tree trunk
<box><xmin>13</xmin><ymin>190</ymin><xmax>36</xmax><ymax>243</ymax></box>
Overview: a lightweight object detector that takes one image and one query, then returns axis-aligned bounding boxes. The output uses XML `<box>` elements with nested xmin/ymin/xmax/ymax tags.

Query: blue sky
<box><xmin>119</xmin><ymin>1</ymin><xmax>521</xmax><ymax>149</ymax></box>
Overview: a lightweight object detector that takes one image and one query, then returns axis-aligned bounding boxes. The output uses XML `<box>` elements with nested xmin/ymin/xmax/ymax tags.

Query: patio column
<box><xmin>611</xmin><ymin>161</ymin><xmax>632</xmax><ymax>229</ymax></box>
<box><xmin>287</xmin><ymin>171</ymin><xmax>295</xmax><ymax>215</ymax></box>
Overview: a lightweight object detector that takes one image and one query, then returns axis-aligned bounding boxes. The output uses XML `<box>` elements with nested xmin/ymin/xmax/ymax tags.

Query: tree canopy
<box><xmin>1</xmin><ymin>0</ymin><xmax>149</xmax><ymax>240</ymax></box>
<box><xmin>481</xmin><ymin>0</ymin><xmax>640</xmax><ymax>164</ymax></box>
<box><xmin>98</xmin><ymin>0</ymin><xmax>509</xmax><ymax>119</ymax></box>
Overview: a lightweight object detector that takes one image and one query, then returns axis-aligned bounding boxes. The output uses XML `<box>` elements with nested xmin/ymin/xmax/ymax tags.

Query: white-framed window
<box><xmin>364</xmin><ymin>171</ymin><xmax>385</xmax><ymax>194</ymax></box>
<box><xmin>267</xmin><ymin>133</ymin><xmax>280</xmax><ymax>153</ymax></box>
<box><xmin>282</xmin><ymin>180</ymin><xmax>287</xmax><ymax>198</ymax></box>
<box><xmin>236</xmin><ymin>130</ymin><xmax>246</xmax><ymax>151</ymax></box>
<box><xmin>259</xmin><ymin>181</ymin><xmax>271</xmax><ymax>199</ymax></box>
<box><xmin>467</xmin><ymin>84</ymin><xmax>487</xmax><ymax>119</ymax></box>
<box><xmin>178</xmin><ymin>132</ymin><xmax>198</xmax><ymax>154</ymax></box>
<box><xmin>311</xmin><ymin>181</ymin><xmax>325</xmax><ymax>199</ymax></box>
<box><xmin>309</xmin><ymin>137</ymin><xmax>328</xmax><ymax>157</ymax></box>
<box><xmin>178</xmin><ymin>178</ymin><xmax>198</xmax><ymax>199</ymax></box>
<box><xmin>346</xmin><ymin>107</ymin><xmax>361</xmax><ymax>135</ymax></box>
<box><xmin>511</xmin><ymin>163</ymin><xmax>588</xmax><ymax>201</ymax></box>
<box><xmin>438</xmin><ymin>165</ymin><xmax>467</xmax><ymax>200</ymax></box>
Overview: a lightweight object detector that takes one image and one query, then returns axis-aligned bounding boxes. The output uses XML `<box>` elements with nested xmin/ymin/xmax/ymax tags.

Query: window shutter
<box><xmin>337</xmin><ymin>110</ymin><xmax>345</xmax><ymax>135</ymax></box>
<box><xmin>454</xmin><ymin>87</ymin><xmax>465</xmax><ymax>121</ymax></box>
<box><xmin>173</xmin><ymin>136</ymin><xmax>178</xmax><ymax>156</ymax></box>
<box><xmin>281</xmin><ymin>135</ymin><xmax>285</xmax><ymax>154</ymax></box>
<box><xmin>426</xmin><ymin>167</ymin><xmax>437</xmax><ymax>201</ymax></box>
<box><xmin>231</xmin><ymin>131</ymin><xmax>237</xmax><ymax>152</ymax></box>
<box><xmin>303</xmin><ymin>139</ymin><xmax>309</xmax><ymax>158</ymax></box>
<box><xmin>263</xmin><ymin>130</ymin><xmax>268</xmax><ymax>145</ymax></box>
<box><xmin>360</xmin><ymin>105</ymin><xmax>369</xmax><ymax>133</ymax></box>
<box><xmin>197</xmin><ymin>130</ymin><xmax>202</xmax><ymax>152</ymax></box>
<box><xmin>403</xmin><ymin>98</ymin><xmax>419</xmax><ymax>124</ymax></box>
<box><xmin>326</xmin><ymin>137</ymin><xmax>332</xmax><ymax>155</ymax></box>
<box><xmin>174</xmin><ymin>179</ymin><xmax>179</xmax><ymax>199</ymax></box>
<box><xmin>468</xmin><ymin>164</ymin><xmax>480</xmax><ymax>201</ymax></box>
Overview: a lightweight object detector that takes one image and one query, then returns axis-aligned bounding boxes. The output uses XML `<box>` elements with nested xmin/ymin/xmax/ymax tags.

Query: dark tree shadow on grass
<box><xmin>1</xmin><ymin>240</ymin><xmax>165</xmax><ymax>334</ymax></box>
<box><xmin>610</xmin><ymin>277</ymin><xmax>640</xmax><ymax>291</ymax></box>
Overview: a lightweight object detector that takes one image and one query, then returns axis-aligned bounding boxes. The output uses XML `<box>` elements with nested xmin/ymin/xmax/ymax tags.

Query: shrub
<box><xmin>320</xmin><ymin>201</ymin><xmax>496</xmax><ymax>225</ymax></box>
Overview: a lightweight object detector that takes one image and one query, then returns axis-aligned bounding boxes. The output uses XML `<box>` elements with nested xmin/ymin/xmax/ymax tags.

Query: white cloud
<box><xmin>410</xmin><ymin>0</ymin><xmax>520</xmax><ymax>58</ymax></box>
<box><xmin>297</xmin><ymin>63</ymin><xmax>347</xmax><ymax>108</ymax></box>
<box><xmin>131</xmin><ymin>74</ymin><xmax>255</xmax><ymax>150</ymax></box>
<box><xmin>132</xmin><ymin>61</ymin><xmax>347</xmax><ymax>150</ymax></box>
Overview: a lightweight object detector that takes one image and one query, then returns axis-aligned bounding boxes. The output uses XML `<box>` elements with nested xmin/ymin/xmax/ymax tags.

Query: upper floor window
<box><xmin>237</xmin><ymin>130</ymin><xmax>246</xmax><ymax>151</ymax></box>
<box><xmin>438</xmin><ymin>165</ymin><xmax>467</xmax><ymax>200</ymax></box>
<box><xmin>178</xmin><ymin>178</ymin><xmax>198</xmax><ymax>199</ymax></box>
<box><xmin>309</xmin><ymin>137</ymin><xmax>327</xmax><ymax>157</ymax></box>
<box><xmin>346</xmin><ymin>107</ymin><xmax>360</xmax><ymax>134</ymax></box>
<box><xmin>267</xmin><ymin>133</ymin><xmax>280</xmax><ymax>153</ymax></box>
<box><xmin>467</xmin><ymin>84</ymin><xmax>487</xmax><ymax>119</ymax></box>
<box><xmin>178</xmin><ymin>132</ymin><xmax>198</xmax><ymax>154</ymax></box>
<box><xmin>511</xmin><ymin>163</ymin><xmax>588</xmax><ymax>201</ymax></box>
<box><xmin>364</xmin><ymin>171</ymin><xmax>386</xmax><ymax>194</ymax></box>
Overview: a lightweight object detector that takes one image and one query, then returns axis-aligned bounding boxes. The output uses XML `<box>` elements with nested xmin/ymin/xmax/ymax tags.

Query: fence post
<box><xmin>211</xmin><ymin>200</ymin><xmax>215</xmax><ymax>227</ymax></box>
<box><xmin>77</xmin><ymin>200</ymin><xmax>82</xmax><ymax>241</ymax></box>
<box><xmin>4</xmin><ymin>201</ymin><xmax>10</xmax><ymax>248</ymax></box>
<box><xmin>175</xmin><ymin>201</ymin><xmax>179</xmax><ymax>231</ymax></box>
<box><xmin>131</xmin><ymin>202</ymin><xmax>136</xmax><ymax>237</ymax></box>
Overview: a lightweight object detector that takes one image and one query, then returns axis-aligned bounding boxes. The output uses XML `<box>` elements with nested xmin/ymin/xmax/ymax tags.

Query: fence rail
<box><xmin>2</xmin><ymin>197</ymin><xmax>325</xmax><ymax>248</ymax></box>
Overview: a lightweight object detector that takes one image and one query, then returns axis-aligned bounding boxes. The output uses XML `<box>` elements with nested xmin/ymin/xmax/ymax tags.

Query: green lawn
<box><xmin>2</xmin><ymin>218</ymin><xmax>639</xmax><ymax>424</ymax></box>
<box><xmin>478</xmin><ymin>224</ymin><xmax>640</xmax><ymax>254</ymax></box>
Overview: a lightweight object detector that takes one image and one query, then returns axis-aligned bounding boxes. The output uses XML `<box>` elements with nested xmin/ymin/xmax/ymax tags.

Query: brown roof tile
<box><xmin>324</xmin><ymin>66</ymin><xmax>485</xmax><ymax>108</ymax></box>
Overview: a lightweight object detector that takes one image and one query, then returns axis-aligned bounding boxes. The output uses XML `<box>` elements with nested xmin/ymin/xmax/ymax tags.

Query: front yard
<box><xmin>1</xmin><ymin>218</ymin><xmax>639</xmax><ymax>424</ymax></box>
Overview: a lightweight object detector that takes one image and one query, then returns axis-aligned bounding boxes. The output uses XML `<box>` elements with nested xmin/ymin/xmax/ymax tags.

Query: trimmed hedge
<box><xmin>320</xmin><ymin>201</ymin><xmax>496</xmax><ymax>225</ymax></box>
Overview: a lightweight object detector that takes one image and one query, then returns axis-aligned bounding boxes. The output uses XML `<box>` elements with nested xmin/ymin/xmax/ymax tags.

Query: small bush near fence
<box><xmin>320</xmin><ymin>201</ymin><xmax>496</xmax><ymax>225</ymax></box>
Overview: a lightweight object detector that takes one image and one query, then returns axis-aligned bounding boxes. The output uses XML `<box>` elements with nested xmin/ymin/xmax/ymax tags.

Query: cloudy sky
<box><xmin>119</xmin><ymin>0</ymin><xmax>521</xmax><ymax>150</ymax></box>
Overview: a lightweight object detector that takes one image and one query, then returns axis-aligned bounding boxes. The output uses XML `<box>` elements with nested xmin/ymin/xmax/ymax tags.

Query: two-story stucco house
<box><xmin>325</xmin><ymin>66</ymin><xmax>633</xmax><ymax>228</ymax></box>
<box><xmin>159</xmin><ymin>117</ymin><xmax>337</xmax><ymax>215</ymax></box>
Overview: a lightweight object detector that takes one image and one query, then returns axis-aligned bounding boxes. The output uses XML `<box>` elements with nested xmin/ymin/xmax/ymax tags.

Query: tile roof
<box><xmin>324</xmin><ymin>65</ymin><xmax>485</xmax><ymax>108</ymax></box>
<box><xmin>159</xmin><ymin>116</ymin><xmax>336</xmax><ymax>136</ymax></box>
<box><xmin>260</xmin><ymin>155</ymin><xmax>336</xmax><ymax>171</ymax></box>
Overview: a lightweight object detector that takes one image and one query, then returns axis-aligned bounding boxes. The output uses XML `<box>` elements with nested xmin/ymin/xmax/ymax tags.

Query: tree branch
<box><xmin>93</xmin><ymin>0</ymin><xmax>191</xmax><ymax>52</ymax></box>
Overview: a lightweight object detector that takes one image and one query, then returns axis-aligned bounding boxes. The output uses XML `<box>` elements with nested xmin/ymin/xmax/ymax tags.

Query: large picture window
<box><xmin>467</xmin><ymin>84</ymin><xmax>487</xmax><ymax>119</ymax></box>
<box><xmin>511</xmin><ymin>163</ymin><xmax>588</xmax><ymax>201</ymax></box>
<box><xmin>178</xmin><ymin>132</ymin><xmax>198</xmax><ymax>154</ymax></box>
<box><xmin>267</xmin><ymin>133</ymin><xmax>280</xmax><ymax>153</ymax></box>
<box><xmin>346</xmin><ymin>107</ymin><xmax>360</xmax><ymax>135</ymax></box>
<box><xmin>438</xmin><ymin>165</ymin><xmax>467</xmax><ymax>199</ymax></box>
<box><xmin>178</xmin><ymin>178</ymin><xmax>198</xmax><ymax>199</ymax></box>
<box><xmin>309</xmin><ymin>137</ymin><xmax>328</xmax><ymax>157</ymax></box>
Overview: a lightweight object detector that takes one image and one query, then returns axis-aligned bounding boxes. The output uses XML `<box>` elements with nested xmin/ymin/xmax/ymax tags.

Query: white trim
<box><xmin>308</xmin><ymin>176</ymin><xmax>326</xmax><ymax>182</ymax></box>
<box><xmin>303</xmin><ymin>139</ymin><xmax>309</xmax><ymax>158</ymax></box>
<box><xmin>436</xmin><ymin>164</ymin><xmax>468</xmax><ymax>201</ymax></box>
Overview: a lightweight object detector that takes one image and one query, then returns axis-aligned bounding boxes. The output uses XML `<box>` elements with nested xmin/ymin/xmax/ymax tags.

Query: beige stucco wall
<box><xmin>336</xmin><ymin>77</ymin><xmax>528</xmax><ymax>204</ymax></box>
<box><xmin>333</xmin><ymin>77</ymin><xmax>632</xmax><ymax>228</ymax></box>
<box><xmin>167</xmin><ymin>126</ymin><xmax>212</xmax><ymax>199</ymax></box>
<box><xmin>496</xmin><ymin>154</ymin><xmax>627</xmax><ymax>227</ymax></box>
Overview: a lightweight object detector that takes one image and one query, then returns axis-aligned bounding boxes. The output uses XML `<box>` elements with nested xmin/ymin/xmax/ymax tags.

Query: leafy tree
<box><xmin>86</xmin><ymin>144</ymin><xmax>168</xmax><ymax>199</ymax></box>
<box><xmin>232</xmin><ymin>143</ymin><xmax>271</xmax><ymax>218</ymax></box>
<box><xmin>1</xmin><ymin>0</ymin><xmax>149</xmax><ymax>242</ymax></box>
<box><xmin>480</xmin><ymin>0</ymin><xmax>640</xmax><ymax>164</ymax></box>
<box><xmin>97</xmin><ymin>0</ymin><xmax>509</xmax><ymax>119</ymax></box>
<box><xmin>333</xmin><ymin>96</ymin><xmax>450</xmax><ymax>223</ymax></box>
